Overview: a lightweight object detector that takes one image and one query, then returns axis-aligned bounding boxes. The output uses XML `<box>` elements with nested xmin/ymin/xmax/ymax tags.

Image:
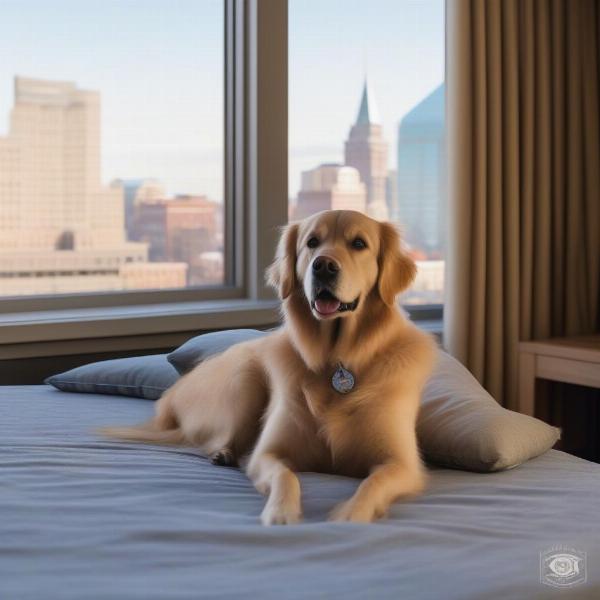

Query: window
<box><xmin>0</xmin><ymin>0</ymin><xmax>225</xmax><ymax>298</ymax></box>
<box><xmin>289</xmin><ymin>0</ymin><xmax>445</xmax><ymax>305</ymax></box>
<box><xmin>0</xmin><ymin>1</ymin><xmax>441</xmax><ymax>357</ymax></box>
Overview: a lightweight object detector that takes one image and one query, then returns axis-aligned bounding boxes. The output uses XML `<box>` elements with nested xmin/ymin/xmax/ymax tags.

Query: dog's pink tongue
<box><xmin>315</xmin><ymin>298</ymin><xmax>341</xmax><ymax>315</ymax></box>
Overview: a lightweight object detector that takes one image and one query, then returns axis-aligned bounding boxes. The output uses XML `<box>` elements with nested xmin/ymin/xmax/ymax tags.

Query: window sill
<box><xmin>0</xmin><ymin>299</ymin><xmax>442</xmax><ymax>361</ymax></box>
<box><xmin>0</xmin><ymin>299</ymin><xmax>281</xmax><ymax>359</ymax></box>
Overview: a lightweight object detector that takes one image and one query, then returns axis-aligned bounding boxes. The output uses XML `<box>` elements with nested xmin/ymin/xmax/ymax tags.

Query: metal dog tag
<box><xmin>331</xmin><ymin>364</ymin><xmax>355</xmax><ymax>394</ymax></box>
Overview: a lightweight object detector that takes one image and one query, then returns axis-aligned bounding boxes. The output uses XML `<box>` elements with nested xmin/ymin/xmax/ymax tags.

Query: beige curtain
<box><xmin>445</xmin><ymin>0</ymin><xmax>600</xmax><ymax>410</ymax></box>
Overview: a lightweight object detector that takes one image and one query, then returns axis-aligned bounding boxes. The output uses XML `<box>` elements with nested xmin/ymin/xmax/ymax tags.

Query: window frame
<box><xmin>0</xmin><ymin>0</ymin><xmax>246</xmax><ymax>314</ymax></box>
<box><xmin>285</xmin><ymin>0</ymin><xmax>443</xmax><ymax>322</ymax></box>
<box><xmin>0</xmin><ymin>0</ymin><xmax>441</xmax><ymax>334</ymax></box>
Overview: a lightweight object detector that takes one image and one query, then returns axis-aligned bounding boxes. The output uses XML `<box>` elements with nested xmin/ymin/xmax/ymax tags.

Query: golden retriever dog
<box><xmin>102</xmin><ymin>210</ymin><xmax>435</xmax><ymax>524</ymax></box>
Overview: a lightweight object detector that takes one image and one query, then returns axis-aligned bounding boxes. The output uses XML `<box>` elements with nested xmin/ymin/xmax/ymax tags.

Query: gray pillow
<box><xmin>167</xmin><ymin>328</ymin><xmax>269</xmax><ymax>374</ymax></box>
<box><xmin>45</xmin><ymin>354</ymin><xmax>179</xmax><ymax>400</ymax></box>
<box><xmin>418</xmin><ymin>351</ymin><xmax>561</xmax><ymax>472</ymax></box>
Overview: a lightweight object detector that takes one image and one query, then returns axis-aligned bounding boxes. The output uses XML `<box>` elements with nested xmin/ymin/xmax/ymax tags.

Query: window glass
<box><xmin>0</xmin><ymin>0</ymin><xmax>224</xmax><ymax>297</ymax></box>
<box><xmin>289</xmin><ymin>0</ymin><xmax>445</xmax><ymax>305</ymax></box>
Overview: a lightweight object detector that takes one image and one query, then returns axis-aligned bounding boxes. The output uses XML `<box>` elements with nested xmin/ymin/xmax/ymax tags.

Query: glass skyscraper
<box><xmin>394</xmin><ymin>84</ymin><xmax>445</xmax><ymax>257</ymax></box>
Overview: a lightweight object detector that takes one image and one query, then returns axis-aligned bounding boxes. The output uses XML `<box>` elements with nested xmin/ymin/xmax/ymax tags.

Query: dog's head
<box><xmin>267</xmin><ymin>210</ymin><xmax>416</xmax><ymax>320</ymax></box>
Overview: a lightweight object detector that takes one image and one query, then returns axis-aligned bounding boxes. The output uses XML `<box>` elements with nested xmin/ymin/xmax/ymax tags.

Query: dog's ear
<box><xmin>266</xmin><ymin>222</ymin><xmax>299</xmax><ymax>299</ymax></box>
<box><xmin>377</xmin><ymin>222</ymin><xmax>417</xmax><ymax>306</ymax></box>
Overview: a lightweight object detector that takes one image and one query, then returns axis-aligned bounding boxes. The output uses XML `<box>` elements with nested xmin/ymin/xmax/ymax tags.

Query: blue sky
<box><xmin>0</xmin><ymin>0</ymin><xmax>444</xmax><ymax>202</ymax></box>
<box><xmin>289</xmin><ymin>0</ymin><xmax>444</xmax><ymax>197</ymax></box>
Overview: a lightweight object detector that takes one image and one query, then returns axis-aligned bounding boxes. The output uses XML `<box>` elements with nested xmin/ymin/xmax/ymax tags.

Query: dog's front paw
<box><xmin>261</xmin><ymin>500</ymin><xmax>302</xmax><ymax>526</ymax></box>
<box><xmin>329</xmin><ymin>498</ymin><xmax>382</xmax><ymax>523</ymax></box>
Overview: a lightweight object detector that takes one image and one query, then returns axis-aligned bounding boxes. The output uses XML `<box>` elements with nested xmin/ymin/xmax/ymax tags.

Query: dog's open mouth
<box><xmin>311</xmin><ymin>289</ymin><xmax>359</xmax><ymax>316</ymax></box>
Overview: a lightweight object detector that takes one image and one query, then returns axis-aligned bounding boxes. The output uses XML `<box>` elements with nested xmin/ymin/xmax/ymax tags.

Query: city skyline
<box><xmin>0</xmin><ymin>0</ymin><xmax>444</xmax><ymax>200</ymax></box>
<box><xmin>0</xmin><ymin>0</ymin><xmax>444</xmax><ymax>301</ymax></box>
<box><xmin>0</xmin><ymin>0</ymin><xmax>223</xmax><ymax>200</ymax></box>
<box><xmin>293</xmin><ymin>80</ymin><xmax>445</xmax><ymax>248</ymax></box>
<box><xmin>0</xmin><ymin>73</ymin><xmax>443</xmax><ymax>302</ymax></box>
<box><xmin>0</xmin><ymin>76</ymin><xmax>219</xmax><ymax>296</ymax></box>
<box><xmin>291</xmin><ymin>79</ymin><xmax>445</xmax><ymax>304</ymax></box>
<box><xmin>289</xmin><ymin>0</ymin><xmax>444</xmax><ymax>197</ymax></box>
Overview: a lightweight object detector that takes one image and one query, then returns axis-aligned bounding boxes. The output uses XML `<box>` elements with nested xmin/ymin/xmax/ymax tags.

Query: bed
<box><xmin>2</xmin><ymin>385</ymin><xmax>599</xmax><ymax>599</ymax></box>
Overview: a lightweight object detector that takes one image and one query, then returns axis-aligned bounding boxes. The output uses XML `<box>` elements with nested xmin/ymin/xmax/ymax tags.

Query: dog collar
<box><xmin>331</xmin><ymin>363</ymin><xmax>355</xmax><ymax>394</ymax></box>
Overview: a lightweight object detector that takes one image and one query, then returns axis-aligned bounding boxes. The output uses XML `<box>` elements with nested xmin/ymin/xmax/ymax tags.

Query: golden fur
<box><xmin>101</xmin><ymin>210</ymin><xmax>435</xmax><ymax>524</ymax></box>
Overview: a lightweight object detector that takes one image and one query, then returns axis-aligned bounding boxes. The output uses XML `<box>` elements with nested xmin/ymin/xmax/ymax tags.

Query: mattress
<box><xmin>1</xmin><ymin>385</ymin><xmax>599</xmax><ymax>599</ymax></box>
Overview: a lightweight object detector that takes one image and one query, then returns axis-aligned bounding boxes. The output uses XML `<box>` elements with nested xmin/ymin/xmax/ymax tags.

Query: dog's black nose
<box><xmin>312</xmin><ymin>256</ymin><xmax>340</xmax><ymax>281</ymax></box>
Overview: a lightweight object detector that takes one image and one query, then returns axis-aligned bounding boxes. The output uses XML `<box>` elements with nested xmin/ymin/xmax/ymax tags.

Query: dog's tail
<box><xmin>98</xmin><ymin>422</ymin><xmax>186</xmax><ymax>446</ymax></box>
<box><xmin>98</xmin><ymin>392</ymin><xmax>186</xmax><ymax>446</ymax></box>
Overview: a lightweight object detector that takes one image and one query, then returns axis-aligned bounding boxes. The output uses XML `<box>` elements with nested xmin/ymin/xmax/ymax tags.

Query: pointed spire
<box><xmin>355</xmin><ymin>78</ymin><xmax>381</xmax><ymax>126</ymax></box>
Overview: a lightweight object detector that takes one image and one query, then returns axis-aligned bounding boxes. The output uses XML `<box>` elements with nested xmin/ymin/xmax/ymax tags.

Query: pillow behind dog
<box><xmin>168</xmin><ymin>329</ymin><xmax>559</xmax><ymax>472</ymax></box>
<box><xmin>46</xmin><ymin>354</ymin><xmax>179</xmax><ymax>401</ymax></box>
<box><xmin>47</xmin><ymin>328</ymin><xmax>559</xmax><ymax>472</ymax></box>
<box><xmin>418</xmin><ymin>351</ymin><xmax>560</xmax><ymax>471</ymax></box>
<box><xmin>167</xmin><ymin>328</ymin><xmax>269</xmax><ymax>374</ymax></box>
<box><xmin>46</xmin><ymin>331</ymin><xmax>266</xmax><ymax>401</ymax></box>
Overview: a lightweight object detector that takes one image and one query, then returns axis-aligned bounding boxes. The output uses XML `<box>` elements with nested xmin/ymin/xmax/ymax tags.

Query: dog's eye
<box><xmin>351</xmin><ymin>237</ymin><xmax>367</xmax><ymax>250</ymax></box>
<box><xmin>307</xmin><ymin>237</ymin><xmax>319</xmax><ymax>249</ymax></box>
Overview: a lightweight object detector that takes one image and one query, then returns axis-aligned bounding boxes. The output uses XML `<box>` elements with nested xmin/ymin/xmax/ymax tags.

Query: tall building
<box><xmin>344</xmin><ymin>79</ymin><xmax>389</xmax><ymax>220</ymax></box>
<box><xmin>0</xmin><ymin>76</ymin><xmax>126</xmax><ymax>250</ymax></box>
<box><xmin>0</xmin><ymin>76</ymin><xmax>186</xmax><ymax>295</ymax></box>
<box><xmin>395</xmin><ymin>84</ymin><xmax>445</xmax><ymax>256</ymax></box>
<box><xmin>293</xmin><ymin>164</ymin><xmax>366</xmax><ymax>220</ymax></box>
